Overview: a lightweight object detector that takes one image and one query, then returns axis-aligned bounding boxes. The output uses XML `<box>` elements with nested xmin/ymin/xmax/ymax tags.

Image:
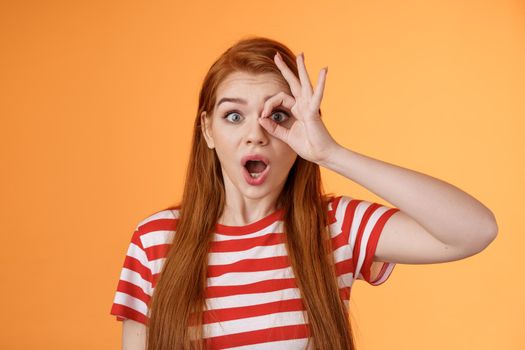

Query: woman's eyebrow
<box><xmin>216</xmin><ymin>95</ymin><xmax>275</xmax><ymax>108</ymax></box>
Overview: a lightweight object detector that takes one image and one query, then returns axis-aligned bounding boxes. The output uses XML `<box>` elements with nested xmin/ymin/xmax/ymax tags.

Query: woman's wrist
<box><xmin>316</xmin><ymin>142</ymin><xmax>347</xmax><ymax>169</ymax></box>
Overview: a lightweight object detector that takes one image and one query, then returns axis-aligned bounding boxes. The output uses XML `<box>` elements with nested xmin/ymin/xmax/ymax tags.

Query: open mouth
<box><xmin>244</xmin><ymin>160</ymin><xmax>268</xmax><ymax>178</ymax></box>
<box><xmin>241</xmin><ymin>155</ymin><xmax>270</xmax><ymax>185</ymax></box>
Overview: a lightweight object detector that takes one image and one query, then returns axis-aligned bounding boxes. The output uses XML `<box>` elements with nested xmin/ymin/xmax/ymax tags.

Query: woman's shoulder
<box><xmin>325</xmin><ymin>193</ymin><xmax>354</xmax><ymax>213</ymax></box>
<box><xmin>134</xmin><ymin>206</ymin><xmax>180</xmax><ymax>241</ymax></box>
<box><xmin>127</xmin><ymin>206</ymin><xmax>180</xmax><ymax>256</ymax></box>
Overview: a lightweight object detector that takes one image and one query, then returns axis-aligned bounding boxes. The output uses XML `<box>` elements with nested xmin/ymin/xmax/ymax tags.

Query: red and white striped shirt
<box><xmin>110</xmin><ymin>195</ymin><xmax>400</xmax><ymax>349</ymax></box>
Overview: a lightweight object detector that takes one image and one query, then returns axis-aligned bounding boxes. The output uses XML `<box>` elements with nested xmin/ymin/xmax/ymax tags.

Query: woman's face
<box><xmin>201</xmin><ymin>70</ymin><xmax>298</xmax><ymax>202</ymax></box>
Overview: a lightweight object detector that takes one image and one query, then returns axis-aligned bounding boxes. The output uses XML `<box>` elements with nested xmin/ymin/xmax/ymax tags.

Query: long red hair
<box><xmin>147</xmin><ymin>36</ymin><xmax>356</xmax><ymax>350</ymax></box>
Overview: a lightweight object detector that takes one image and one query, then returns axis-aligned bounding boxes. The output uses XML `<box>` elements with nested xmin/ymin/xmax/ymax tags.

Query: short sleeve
<box><xmin>109</xmin><ymin>224</ymin><xmax>153</xmax><ymax>325</ymax></box>
<box><xmin>339</xmin><ymin>196</ymin><xmax>400</xmax><ymax>286</ymax></box>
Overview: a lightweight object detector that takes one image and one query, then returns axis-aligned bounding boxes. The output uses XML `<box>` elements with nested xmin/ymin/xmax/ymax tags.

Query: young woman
<box><xmin>110</xmin><ymin>36</ymin><xmax>498</xmax><ymax>350</ymax></box>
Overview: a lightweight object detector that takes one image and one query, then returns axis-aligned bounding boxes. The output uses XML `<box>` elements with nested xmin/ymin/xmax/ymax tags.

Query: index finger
<box><xmin>274</xmin><ymin>52</ymin><xmax>302</xmax><ymax>98</ymax></box>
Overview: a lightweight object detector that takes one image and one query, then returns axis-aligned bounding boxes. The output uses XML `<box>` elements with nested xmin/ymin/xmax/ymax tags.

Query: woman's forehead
<box><xmin>217</xmin><ymin>71</ymin><xmax>290</xmax><ymax>94</ymax></box>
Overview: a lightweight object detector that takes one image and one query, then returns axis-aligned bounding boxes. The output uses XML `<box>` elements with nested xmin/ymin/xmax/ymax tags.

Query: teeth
<box><xmin>250</xmin><ymin>173</ymin><xmax>262</xmax><ymax>178</ymax></box>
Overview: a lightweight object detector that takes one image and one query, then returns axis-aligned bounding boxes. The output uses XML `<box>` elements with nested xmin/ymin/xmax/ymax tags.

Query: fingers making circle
<box><xmin>261</xmin><ymin>91</ymin><xmax>296</xmax><ymax>120</ymax></box>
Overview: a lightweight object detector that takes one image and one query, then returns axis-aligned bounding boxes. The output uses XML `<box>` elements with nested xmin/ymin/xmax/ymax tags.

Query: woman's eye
<box><xmin>224</xmin><ymin>112</ymin><xmax>242</xmax><ymax>123</ymax></box>
<box><xmin>271</xmin><ymin>110</ymin><xmax>289</xmax><ymax>123</ymax></box>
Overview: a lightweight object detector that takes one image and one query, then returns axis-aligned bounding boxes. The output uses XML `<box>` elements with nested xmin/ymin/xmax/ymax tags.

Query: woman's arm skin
<box><xmin>259</xmin><ymin>51</ymin><xmax>498</xmax><ymax>265</ymax></box>
<box><xmin>318</xmin><ymin>144</ymin><xmax>498</xmax><ymax>264</ymax></box>
<box><xmin>122</xmin><ymin>319</ymin><xmax>147</xmax><ymax>350</ymax></box>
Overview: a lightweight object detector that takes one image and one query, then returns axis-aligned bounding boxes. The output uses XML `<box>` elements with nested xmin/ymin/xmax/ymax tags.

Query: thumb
<box><xmin>258</xmin><ymin>117</ymin><xmax>289</xmax><ymax>142</ymax></box>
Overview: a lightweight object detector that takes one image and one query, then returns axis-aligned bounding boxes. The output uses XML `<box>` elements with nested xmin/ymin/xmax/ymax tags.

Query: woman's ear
<box><xmin>200</xmin><ymin>111</ymin><xmax>215</xmax><ymax>149</ymax></box>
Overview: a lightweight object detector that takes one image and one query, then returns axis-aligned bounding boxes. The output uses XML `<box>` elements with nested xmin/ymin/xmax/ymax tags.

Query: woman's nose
<box><xmin>245</xmin><ymin>115</ymin><xmax>269</xmax><ymax>145</ymax></box>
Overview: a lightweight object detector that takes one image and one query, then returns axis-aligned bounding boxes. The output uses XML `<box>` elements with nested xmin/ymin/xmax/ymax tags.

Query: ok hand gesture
<box><xmin>258</xmin><ymin>52</ymin><xmax>339</xmax><ymax>165</ymax></box>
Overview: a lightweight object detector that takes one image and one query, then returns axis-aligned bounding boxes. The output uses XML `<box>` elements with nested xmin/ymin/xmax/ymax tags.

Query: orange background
<box><xmin>1</xmin><ymin>1</ymin><xmax>523</xmax><ymax>349</ymax></box>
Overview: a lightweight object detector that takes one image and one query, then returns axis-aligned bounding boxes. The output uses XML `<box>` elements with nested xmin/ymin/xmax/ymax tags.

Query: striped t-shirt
<box><xmin>110</xmin><ymin>195</ymin><xmax>400</xmax><ymax>349</ymax></box>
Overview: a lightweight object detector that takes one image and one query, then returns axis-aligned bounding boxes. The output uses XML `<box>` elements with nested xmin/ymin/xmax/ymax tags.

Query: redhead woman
<box><xmin>110</xmin><ymin>36</ymin><xmax>498</xmax><ymax>350</ymax></box>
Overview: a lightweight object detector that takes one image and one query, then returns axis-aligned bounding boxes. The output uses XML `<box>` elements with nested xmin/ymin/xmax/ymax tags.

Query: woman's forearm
<box><xmin>319</xmin><ymin>144</ymin><xmax>498</xmax><ymax>249</ymax></box>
